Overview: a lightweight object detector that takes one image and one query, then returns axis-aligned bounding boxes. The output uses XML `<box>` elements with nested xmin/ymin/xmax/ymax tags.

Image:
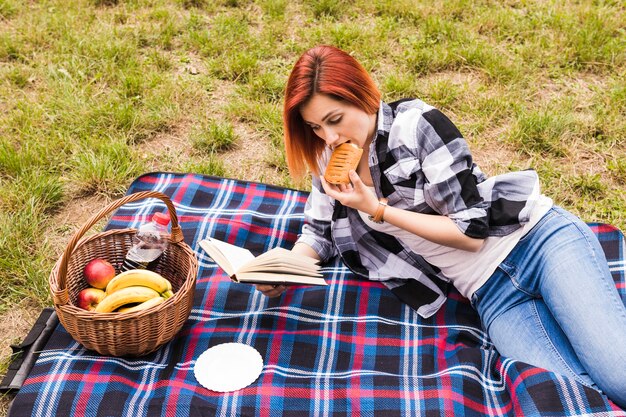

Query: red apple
<box><xmin>77</xmin><ymin>287</ymin><xmax>106</xmax><ymax>311</ymax></box>
<box><xmin>83</xmin><ymin>258</ymin><xmax>116</xmax><ymax>289</ymax></box>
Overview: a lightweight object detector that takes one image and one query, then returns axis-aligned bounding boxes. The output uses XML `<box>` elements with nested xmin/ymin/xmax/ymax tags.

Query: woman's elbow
<box><xmin>462</xmin><ymin>237</ymin><xmax>485</xmax><ymax>252</ymax></box>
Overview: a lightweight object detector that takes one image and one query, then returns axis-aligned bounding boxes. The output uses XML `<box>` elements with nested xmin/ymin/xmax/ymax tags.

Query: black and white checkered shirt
<box><xmin>297</xmin><ymin>99</ymin><xmax>541</xmax><ymax>318</ymax></box>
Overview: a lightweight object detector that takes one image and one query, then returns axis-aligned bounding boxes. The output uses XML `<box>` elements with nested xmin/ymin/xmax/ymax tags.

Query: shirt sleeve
<box><xmin>295</xmin><ymin>175</ymin><xmax>338</xmax><ymax>262</ymax></box>
<box><xmin>416</xmin><ymin>108</ymin><xmax>489</xmax><ymax>238</ymax></box>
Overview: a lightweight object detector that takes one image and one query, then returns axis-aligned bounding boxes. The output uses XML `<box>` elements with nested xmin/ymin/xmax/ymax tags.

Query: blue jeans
<box><xmin>471</xmin><ymin>206</ymin><xmax>626</xmax><ymax>409</ymax></box>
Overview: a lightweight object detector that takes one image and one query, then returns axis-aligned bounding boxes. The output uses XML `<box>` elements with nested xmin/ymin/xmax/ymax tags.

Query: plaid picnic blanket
<box><xmin>9</xmin><ymin>172</ymin><xmax>626</xmax><ymax>417</ymax></box>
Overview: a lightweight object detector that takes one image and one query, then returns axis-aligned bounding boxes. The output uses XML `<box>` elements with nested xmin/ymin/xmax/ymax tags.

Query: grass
<box><xmin>0</xmin><ymin>0</ymin><xmax>625</xmax><ymax>390</ymax></box>
<box><xmin>191</xmin><ymin>119</ymin><xmax>238</xmax><ymax>153</ymax></box>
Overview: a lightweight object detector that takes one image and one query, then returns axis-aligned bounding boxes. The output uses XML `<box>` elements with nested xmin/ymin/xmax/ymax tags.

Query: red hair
<box><xmin>283</xmin><ymin>45</ymin><xmax>381</xmax><ymax>180</ymax></box>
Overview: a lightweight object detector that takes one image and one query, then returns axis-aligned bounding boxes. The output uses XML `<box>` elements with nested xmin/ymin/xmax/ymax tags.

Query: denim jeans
<box><xmin>471</xmin><ymin>206</ymin><xmax>626</xmax><ymax>408</ymax></box>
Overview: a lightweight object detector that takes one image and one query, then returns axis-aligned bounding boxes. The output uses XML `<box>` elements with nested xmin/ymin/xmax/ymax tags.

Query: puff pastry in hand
<box><xmin>324</xmin><ymin>143</ymin><xmax>363</xmax><ymax>185</ymax></box>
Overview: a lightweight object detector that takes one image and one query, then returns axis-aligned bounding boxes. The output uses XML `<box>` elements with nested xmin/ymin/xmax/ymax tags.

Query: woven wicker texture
<box><xmin>49</xmin><ymin>191</ymin><xmax>197</xmax><ymax>357</ymax></box>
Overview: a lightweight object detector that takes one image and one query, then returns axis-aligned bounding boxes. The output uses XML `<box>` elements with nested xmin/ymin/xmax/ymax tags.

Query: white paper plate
<box><xmin>194</xmin><ymin>342</ymin><xmax>264</xmax><ymax>392</ymax></box>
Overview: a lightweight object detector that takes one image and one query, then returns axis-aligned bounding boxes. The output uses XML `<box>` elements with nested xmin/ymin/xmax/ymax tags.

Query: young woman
<box><xmin>256</xmin><ymin>45</ymin><xmax>626</xmax><ymax>408</ymax></box>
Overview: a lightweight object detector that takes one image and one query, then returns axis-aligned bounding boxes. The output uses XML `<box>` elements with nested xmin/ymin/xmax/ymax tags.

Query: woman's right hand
<box><xmin>320</xmin><ymin>170</ymin><xmax>379</xmax><ymax>216</ymax></box>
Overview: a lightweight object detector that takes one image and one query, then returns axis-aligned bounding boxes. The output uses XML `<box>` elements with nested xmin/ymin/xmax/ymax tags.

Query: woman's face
<box><xmin>299</xmin><ymin>94</ymin><xmax>377</xmax><ymax>150</ymax></box>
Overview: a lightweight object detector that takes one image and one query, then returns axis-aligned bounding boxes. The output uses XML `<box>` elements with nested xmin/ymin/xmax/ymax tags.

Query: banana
<box><xmin>105</xmin><ymin>269</ymin><xmax>172</xmax><ymax>296</ymax></box>
<box><xmin>95</xmin><ymin>285</ymin><xmax>161</xmax><ymax>313</ymax></box>
<box><xmin>117</xmin><ymin>296</ymin><xmax>165</xmax><ymax>313</ymax></box>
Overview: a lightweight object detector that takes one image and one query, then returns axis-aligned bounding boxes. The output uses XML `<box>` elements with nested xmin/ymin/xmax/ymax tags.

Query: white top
<box><xmin>358</xmin><ymin>188</ymin><xmax>553</xmax><ymax>298</ymax></box>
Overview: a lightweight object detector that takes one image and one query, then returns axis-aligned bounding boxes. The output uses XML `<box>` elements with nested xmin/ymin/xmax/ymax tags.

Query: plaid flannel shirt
<box><xmin>296</xmin><ymin>99</ymin><xmax>541</xmax><ymax>318</ymax></box>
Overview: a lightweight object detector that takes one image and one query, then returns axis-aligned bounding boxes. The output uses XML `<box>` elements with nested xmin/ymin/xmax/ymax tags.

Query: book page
<box><xmin>238</xmin><ymin>247</ymin><xmax>321</xmax><ymax>276</ymax></box>
<box><xmin>236</xmin><ymin>271</ymin><xmax>327</xmax><ymax>286</ymax></box>
<box><xmin>199</xmin><ymin>238</ymin><xmax>255</xmax><ymax>276</ymax></box>
<box><xmin>238</xmin><ymin>263</ymin><xmax>323</xmax><ymax>277</ymax></box>
<box><xmin>255</xmin><ymin>247</ymin><xmax>319</xmax><ymax>265</ymax></box>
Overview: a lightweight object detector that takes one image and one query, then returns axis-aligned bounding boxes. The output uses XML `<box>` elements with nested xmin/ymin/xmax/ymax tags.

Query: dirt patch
<box><xmin>1</xmin><ymin>390</ymin><xmax>13</xmax><ymax>416</ymax></box>
<box><xmin>0</xmin><ymin>301</ymin><xmax>41</xmax><ymax>365</ymax></box>
<box><xmin>221</xmin><ymin>125</ymin><xmax>286</xmax><ymax>185</ymax></box>
<box><xmin>136</xmin><ymin>122</ymin><xmax>196</xmax><ymax>172</ymax></box>
<box><xmin>47</xmin><ymin>194</ymin><xmax>114</xmax><ymax>255</ymax></box>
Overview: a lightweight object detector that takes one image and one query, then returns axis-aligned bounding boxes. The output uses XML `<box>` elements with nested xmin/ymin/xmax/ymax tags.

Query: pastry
<box><xmin>324</xmin><ymin>143</ymin><xmax>363</xmax><ymax>185</ymax></box>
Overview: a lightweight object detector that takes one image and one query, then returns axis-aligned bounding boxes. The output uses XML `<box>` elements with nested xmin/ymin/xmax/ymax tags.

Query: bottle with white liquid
<box><xmin>120</xmin><ymin>212</ymin><xmax>170</xmax><ymax>272</ymax></box>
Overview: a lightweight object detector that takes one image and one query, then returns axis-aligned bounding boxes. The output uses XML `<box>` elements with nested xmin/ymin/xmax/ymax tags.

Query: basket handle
<box><xmin>53</xmin><ymin>191</ymin><xmax>184</xmax><ymax>305</ymax></box>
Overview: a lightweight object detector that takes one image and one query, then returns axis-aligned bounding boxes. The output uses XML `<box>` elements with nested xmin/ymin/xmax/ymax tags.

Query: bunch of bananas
<box><xmin>94</xmin><ymin>269</ymin><xmax>174</xmax><ymax>313</ymax></box>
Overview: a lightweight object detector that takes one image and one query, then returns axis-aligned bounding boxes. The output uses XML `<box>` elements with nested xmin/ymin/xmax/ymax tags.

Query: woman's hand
<box><xmin>254</xmin><ymin>242</ymin><xmax>320</xmax><ymax>298</ymax></box>
<box><xmin>320</xmin><ymin>170</ymin><xmax>379</xmax><ymax>216</ymax></box>
<box><xmin>254</xmin><ymin>284</ymin><xmax>287</xmax><ymax>297</ymax></box>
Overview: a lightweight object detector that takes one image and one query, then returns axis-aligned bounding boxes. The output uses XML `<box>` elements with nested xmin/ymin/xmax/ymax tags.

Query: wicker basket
<box><xmin>49</xmin><ymin>191</ymin><xmax>197</xmax><ymax>357</ymax></box>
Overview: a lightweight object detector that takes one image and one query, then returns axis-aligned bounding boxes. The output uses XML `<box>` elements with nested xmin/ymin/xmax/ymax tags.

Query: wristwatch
<box><xmin>368</xmin><ymin>198</ymin><xmax>388</xmax><ymax>224</ymax></box>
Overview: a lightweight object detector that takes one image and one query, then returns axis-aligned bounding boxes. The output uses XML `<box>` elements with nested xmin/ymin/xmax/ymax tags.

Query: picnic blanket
<box><xmin>8</xmin><ymin>172</ymin><xmax>626</xmax><ymax>417</ymax></box>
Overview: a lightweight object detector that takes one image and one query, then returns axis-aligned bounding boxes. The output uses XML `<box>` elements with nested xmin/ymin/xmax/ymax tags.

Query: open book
<box><xmin>199</xmin><ymin>237</ymin><xmax>327</xmax><ymax>286</ymax></box>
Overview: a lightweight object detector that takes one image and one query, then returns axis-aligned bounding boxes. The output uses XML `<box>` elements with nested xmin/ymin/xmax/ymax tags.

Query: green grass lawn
<box><xmin>1</xmin><ymin>0</ymin><xmax>625</xmax><ymax>379</ymax></box>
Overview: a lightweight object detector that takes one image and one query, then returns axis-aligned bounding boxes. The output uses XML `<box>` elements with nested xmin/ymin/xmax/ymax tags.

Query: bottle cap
<box><xmin>152</xmin><ymin>212</ymin><xmax>170</xmax><ymax>226</ymax></box>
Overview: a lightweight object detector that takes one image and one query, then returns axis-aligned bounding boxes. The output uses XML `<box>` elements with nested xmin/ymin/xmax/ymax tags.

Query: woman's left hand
<box><xmin>320</xmin><ymin>170</ymin><xmax>379</xmax><ymax>215</ymax></box>
<box><xmin>255</xmin><ymin>284</ymin><xmax>287</xmax><ymax>297</ymax></box>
